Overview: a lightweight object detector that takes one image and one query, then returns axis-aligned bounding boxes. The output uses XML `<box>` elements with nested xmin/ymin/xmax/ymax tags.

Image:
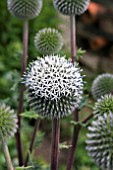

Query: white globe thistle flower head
<box><xmin>91</xmin><ymin>73</ymin><xmax>113</xmax><ymax>100</ymax></box>
<box><xmin>0</xmin><ymin>103</ymin><xmax>18</xmax><ymax>142</ymax></box>
<box><xmin>86</xmin><ymin>112</ymin><xmax>113</xmax><ymax>170</ymax></box>
<box><xmin>93</xmin><ymin>94</ymin><xmax>113</xmax><ymax>118</ymax></box>
<box><xmin>23</xmin><ymin>54</ymin><xmax>84</xmax><ymax>119</ymax></box>
<box><xmin>34</xmin><ymin>28</ymin><xmax>63</xmax><ymax>55</ymax></box>
<box><xmin>53</xmin><ymin>0</ymin><xmax>90</xmax><ymax>16</ymax></box>
<box><xmin>7</xmin><ymin>0</ymin><xmax>43</xmax><ymax>20</ymax></box>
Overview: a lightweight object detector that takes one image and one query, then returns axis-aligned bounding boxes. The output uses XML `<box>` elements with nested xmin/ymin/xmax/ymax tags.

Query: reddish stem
<box><xmin>66</xmin><ymin>112</ymin><xmax>93</xmax><ymax>170</ymax></box>
<box><xmin>66</xmin><ymin>109</ymin><xmax>80</xmax><ymax>170</ymax></box>
<box><xmin>66</xmin><ymin>15</ymin><xmax>79</xmax><ymax>170</ymax></box>
<box><xmin>82</xmin><ymin>114</ymin><xmax>93</xmax><ymax>125</ymax></box>
<box><xmin>15</xmin><ymin>20</ymin><xmax>29</xmax><ymax>166</ymax></box>
<box><xmin>50</xmin><ymin>118</ymin><xmax>60</xmax><ymax>170</ymax></box>
<box><xmin>67</xmin><ymin>14</ymin><xmax>94</xmax><ymax>170</ymax></box>
<box><xmin>25</xmin><ymin>119</ymin><xmax>40</xmax><ymax>166</ymax></box>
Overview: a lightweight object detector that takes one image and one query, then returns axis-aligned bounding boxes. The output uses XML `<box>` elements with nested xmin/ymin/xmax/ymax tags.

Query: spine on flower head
<box><xmin>53</xmin><ymin>0</ymin><xmax>90</xmax><ymax>16</ymax></box>
<box><xmin>0</xmin><ymin>103</ymin><xmax>18</xmax><ymax>142</ymax></box>
<box><xmin>93</xmin><ymin>94</ymin><xmax>113</xmax><ymax>117</ymax></box>
<box><xmin>7</xmin><ymin>0</ymin><xmax>43</xmax><ymax>20</ymax></box>
<box><xmin>91</xmin><ymin>73</ymin><xmax>113</xmax><ymax>100</ymax></box>
<box><xmin>23</xmin><ymin>54</ymin><xmax>84</xmax><ymax>119</ymax></box>
<box><xmin>34</xmin><ymin>28</ymin><xmax>63</xmax><ymax>55</ymax></box>
<box><xmin>86</xmin><ymin>111</ymin><xmax>113</xmax><ymax>170</ymax></box>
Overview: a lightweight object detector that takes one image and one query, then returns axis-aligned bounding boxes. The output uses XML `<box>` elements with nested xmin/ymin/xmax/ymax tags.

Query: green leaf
<box><xmin>15</xmin><ymin>166</ymin><xmax>33</xmax><ymax>170</ymax></box>
<box><xmin>59</xmin><ymin>142</ymin><xmax>72</xmax><ymax>150</ymax></box>
<box><xmin>34</xmin><ymin>131</ymin><xmax>45</xmax><ymax>148</ymax></box>
<box><xmin>76</xmin><ymin>48</ymin><xmax>86</xmax><ymax>60</ymax></box>
<box><xmin>79</xmin><ymin>95</ymin><xmax>89</xmax><ymax>110</ymax></box>
<box><xmin>21</xmin><ymin>110</ymin><xmax>43</xmax><ymax>119</ymax></box>
<box><xmin>70</xmin><ymin>120</ymin><xmax>88</xmax><ymax>128</ymax></box>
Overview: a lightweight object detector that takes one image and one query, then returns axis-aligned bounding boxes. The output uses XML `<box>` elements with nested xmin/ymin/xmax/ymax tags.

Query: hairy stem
<box><xmin>50</xmin><ymin>118</ymin><xmax>60</xmax><ymax>170</ymax></box>
<box><xmin>25</xmin><ymin>119</ymin><xmax>40</xmax><ymax>166</ymax></box>
<box><xmin>1</xmin><ymin>137</ymin><xmax>14</xmax><ymax>170</ymax></box>
<box><xmin>16</xmin><ymin>20</ymin><xmax>29</xmax><ymax>165</ymax></box>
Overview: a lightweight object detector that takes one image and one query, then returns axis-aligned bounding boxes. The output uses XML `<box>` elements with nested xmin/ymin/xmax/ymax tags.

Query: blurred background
<box><xmin>0</xmin><ymin>0</ymin><xmax>113</xmax><ymax>169</ymax></box>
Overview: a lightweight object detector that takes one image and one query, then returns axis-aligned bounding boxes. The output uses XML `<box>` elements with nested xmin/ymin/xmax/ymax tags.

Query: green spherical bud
<box><xmin>0</xmin><ymin>103</ymin><xmax>18</xmax><ymax>141</ymax></box>
<box><xmin>34</xmin><ymin>28</ymin><xmax>63</xmax><ymax>55</ymax></box>
<box><xmin>86</xmin><ymin>112</ymin><xmax>113</xmax><ymax>170</ymax></box>
<box><xmin>93</xmin><ymin>94</ymin><xmax>113</xmax><ymax>117</ymax></box>
<box><xmin>23</xmin><ymin>54</ymin><xmax>84</xmax><ymax>119</ymax></box>
<box><xmin>91</xmin><ymin>73</ymin><xmax>113</xmax><ymax>100</ymax></box>
<box><xmin>53</xmin><ymin>0</ymin><xmax>90</xmax><ymax>16</ymax></box>
<box><xmin>7</xmin><ymin>0</ymin><xmax>42</xmax><ymax>20</ymax></box>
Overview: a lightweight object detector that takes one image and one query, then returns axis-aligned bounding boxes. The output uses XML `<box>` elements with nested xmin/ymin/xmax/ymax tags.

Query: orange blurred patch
<box><xmin>88</xmin><ymin>2</ymin><xmax>106</xmax><ymax>16</ymax></box>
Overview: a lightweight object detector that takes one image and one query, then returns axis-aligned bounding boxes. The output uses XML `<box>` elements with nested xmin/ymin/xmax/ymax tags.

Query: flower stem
<box><xmin>66</xmin><ymin>15</ymin><xmax>79</xmax><ymax>170</ymax></box>
<box><xmin>50</xmin><ymin>118</ymin><xmax>60</xmax><ymax>170</ymax></box>
<box><xmin>15</xmin><ymin>19</ymin><xmax>29</xmax><ymax>166</ymax></box>
<box><xmin>25</xmin><ymin>119</ymin><xmax>40</xmax><ymax>166</ymax></box>
<box><xmin>1</xmin><ymin>137</ymin><xmax>14</xmax><ymax>170</ymax></box>
<box><xmin>82</xmin><ymin>114</ymin><xmax>93</xmax><ymax>125</ymax></box>
<box><xmin>66</xmin><ymin>109</ymin><xmax>80</xmax><ymax>170</ymax></box>
<box><xmin>70</xmin><ymin>15</ymin><xmax>76</xmax><ymax>64</ymax></box>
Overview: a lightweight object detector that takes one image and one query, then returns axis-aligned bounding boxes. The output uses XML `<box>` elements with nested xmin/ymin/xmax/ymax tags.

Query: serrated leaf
<box><xmin>10</xmin><ymin>70</ymin><xmax>21</xmax><ymax>91</ymax></box>
<box><xmin>59</xmin><ymin>142</ymin><xmax>72</xmax><ymax>150</ymax></box>
<box><xmin>76</xmin><ymin>48</ymin><xmax>86</xmax><ymax>60</ymax></box>
<box><xmin>21</xmin><ymin>110</ymin><xmax>43</xmax><ymax>119</ymax></box>
<box><xmin>70</xmin><ymin>120</ymin><xmax>87</xmax><ymax>128</ymax></box>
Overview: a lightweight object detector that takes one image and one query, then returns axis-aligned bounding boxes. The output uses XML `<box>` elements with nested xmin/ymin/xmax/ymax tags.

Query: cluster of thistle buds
<box><xmin>6</xmin><ymin>0</ymin><xmax>90</xmax><ymax>120</ymax></box>
<box><xmin>86</xmin><ymin>73</ymin><xmax>113</xmax><ymax>169</ymax></box>
<box><xmin>6</xmin><ymin>0</ymin><xmax>113</xmax><ymax>170</ymax></box>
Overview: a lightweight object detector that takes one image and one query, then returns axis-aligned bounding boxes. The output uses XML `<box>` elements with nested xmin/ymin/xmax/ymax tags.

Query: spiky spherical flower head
<box><xmin>86</xmin><ymin>112</ymin><xmax>113</xmax><ymax>170</ymax></box>
<box><xmin>91</xmin><ymin>73</ymin><xmax>113</xmax><ymax>100</ymax></box>
<box><xmin>23</xmin><ymin>55</ymin><xmax>84</xmax><ymax>119</ymax></box>
<box><xmin>93</xmin><ymin>94</ymin><xmax>113</xmax><ymax>117</ymax></box>
<box><xmin>53</xmin><ymin>0</ymin><xmax>90</xmax><ymax>16</ymax></box>
<box><xmin>0</xmin><ymin>103</ymin><xmax>18</xmax><ymax>141</ymax></box>
<box><xmin>7</xmin><ymin>0</ymin><xmax>42</xmax><ymax>20</ymax></box>
<box><xmin>34</xmin><ymin>28</ymin><xmax>63</xmax><ymax>55</ymax></box>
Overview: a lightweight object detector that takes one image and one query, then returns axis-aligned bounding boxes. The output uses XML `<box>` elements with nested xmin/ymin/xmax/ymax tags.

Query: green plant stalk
<box><xmin>16</xmin><ymin>19</ymin><xmax>29</xmax><ymax>166</ymax></box>
<box><xmin>1</xmin><ymin>137</ymin><xmax>14</xmax><ymax>170</ymax></box>
<box><xmin>25</xmin><ymin>119</ymin><xmax>40</xmax><ymax>166</ymax></box>
<box><xmin>50</xmin><ymin>118</ymin><xmax>60</xmax><ymax>170</ymax></box>
<box><xmin>66</xmin><ymin>15</ymin><xmax>80</xmax><ymax>170</ymax></box>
